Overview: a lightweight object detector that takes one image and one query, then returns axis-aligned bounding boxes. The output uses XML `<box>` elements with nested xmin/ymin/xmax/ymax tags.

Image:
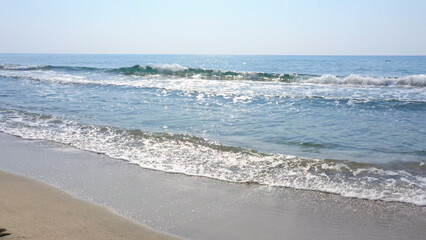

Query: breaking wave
<box><xmin>0</xmin><ymin>64</ymin><xmax>51</xmax><ymax>71</ymax></box>
<box><xmin>301</xmin><ymin>74</ymin><xmax>426</xmax><ymax>88</ymax></box>
<box><xmin>1</xmin><ymin>67</ymin><xmax>425</xmax><ymax>103</ymax></box>
<box><xmin>1</xmin><ymin>63</ymin><xmax>425</xmax><ymax>87</ymax></box>
<box><xmin>0</xmin><ymin>108</ymin><xmax>424</xmax><ymax>206</ymax></box>
<box><xmin>114</xmin><ymin>64</ymin><xmax>299</xmax><ymax>82</ymax></box>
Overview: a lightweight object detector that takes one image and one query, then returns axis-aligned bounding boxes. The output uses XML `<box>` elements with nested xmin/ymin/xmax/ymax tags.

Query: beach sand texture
<box><xmin>0</xmin><ymin>169</ymin><xmax>181</xmax><ymax>240</ymax></box>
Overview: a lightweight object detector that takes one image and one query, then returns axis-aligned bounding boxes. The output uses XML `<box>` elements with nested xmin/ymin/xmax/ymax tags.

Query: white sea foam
<box><xmin>0</xmin><ymin>64</ymin><xmax>48</xmax><ymax>70</ymax></box>
<box><xmin>0</xmin><ymin>109</ymin><xmax>424</xmax><ymax>206</ymax></box>
<box><xmin>301</xmin><ymin>74</ymin><xmax>426</xmax><ymax>87</ymax></box>
<box><xmin>1</xmin><ymin>69</ymin><xmax>425</xmax><ymax>103</ymax></box>
<box><xmin>145</xmin><ymin>63</ymin><xmax>188</xmax><ymax>71</ymax></box>
<box><xmin>2</xmin><ymin>63</ymin><xmax>426</xmax><ymax>87</ymax></box>
<box><xmin>0</xmin><ymin>70</ymin><xmax>91</xmax><ymax>84</ymax></box>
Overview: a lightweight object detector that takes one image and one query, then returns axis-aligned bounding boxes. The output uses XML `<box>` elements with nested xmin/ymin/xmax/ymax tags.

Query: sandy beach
<box><xmin>1</xmin><ymin>0</ymin><xmax>425</xmax><ymax>239</ymax></box>
<box><xmin>0</xmin><ymin>169</ymin><xmax>181</xmax><ymax>240</ymax></box>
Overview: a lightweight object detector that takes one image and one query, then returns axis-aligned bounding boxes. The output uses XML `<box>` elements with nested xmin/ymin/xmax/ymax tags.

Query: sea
<box><xmin>0</xmin><ymin>54</ymin><xmax>425</xmax><ymax>206</ymax></box>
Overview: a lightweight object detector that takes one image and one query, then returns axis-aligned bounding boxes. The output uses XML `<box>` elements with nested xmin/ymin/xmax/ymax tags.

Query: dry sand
<box><xmin>0</xmin><ymin>169</ymin><xmax>182</xmax><ymax>240</ymax></box>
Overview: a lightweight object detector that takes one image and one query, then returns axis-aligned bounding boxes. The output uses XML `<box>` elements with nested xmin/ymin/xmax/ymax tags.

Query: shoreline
<box><xmin>0</xmin><ymin>169</ymin><xmax>181</xmax><ymax>240</ymax></box>
<box><xmin>0</xmin><ymin>133</ymin><xmax>425</xmax><ymax>240</ymax></box>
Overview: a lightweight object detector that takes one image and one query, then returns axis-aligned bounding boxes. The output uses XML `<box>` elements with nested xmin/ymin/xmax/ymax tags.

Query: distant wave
<box><xmin>0</xmin><ymin>64</ymin><xmax>98</xmax><ymax>71</ymax></box>
<box><xmin>114</xmin><ymin>64</ymin><xmax>299</xmax><ymax>82</ymax></box>
<box><xmin>1</xmin><ymin>67</ymin><xmax>425</xmax><ymax>104</ymax></box>
<box><xmin>0</xmin><ymin>64</ymin><xmax>51</xmax><ymax>71</ymax></box>
<box><xmin>116</xmin><ymin>64</ymin><xmax>426</xmax><ymax>87</ymax></box>
<box><xmin>301</xmin><ymin>74</ymin><xmax>426</xmax><ymax>88</ymax></box>
<box><xmin>3</xmin><ymin>63</ymin><xmax>297</xmax><ymax>81</ymax></box>
<box><xmin>0</xmin><ymin>108</ymin><xmax>425</xmax><ymax>206</ymax></box>
<box><xmin>1</xmin><ymin>63</ymin><xmax>426</xmax><ymax>87</ymax></box>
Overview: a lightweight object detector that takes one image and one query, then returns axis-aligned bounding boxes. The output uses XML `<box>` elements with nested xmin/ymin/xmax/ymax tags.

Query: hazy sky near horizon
<box><xmin>1</xmin><ymin>0</ymin><xmax>425</xmax><ymax>55</ymax></box>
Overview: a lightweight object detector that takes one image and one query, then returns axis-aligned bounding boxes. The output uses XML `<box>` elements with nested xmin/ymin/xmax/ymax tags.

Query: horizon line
<box><xmin>1</xmin><ymin>52</ymin><xmax>426</xmax><ymax>57</ymax></box>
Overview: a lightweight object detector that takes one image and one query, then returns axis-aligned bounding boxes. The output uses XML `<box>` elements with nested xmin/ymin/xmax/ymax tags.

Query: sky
<box><xmin>1</xmin><ymin>0</ymin><xmax>425</xmax><ymax>55</ymax></box>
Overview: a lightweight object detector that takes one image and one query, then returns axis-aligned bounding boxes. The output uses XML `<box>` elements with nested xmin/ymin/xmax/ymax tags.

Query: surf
<box><xmin>2</xmin><ymin>63</ymin><xmax>426</xmax><ymax>87</ymax></box>
<box><xmin>0</xmin><ymin>108</ymin><xmax>424</xmax><ymax>206</ymax></box>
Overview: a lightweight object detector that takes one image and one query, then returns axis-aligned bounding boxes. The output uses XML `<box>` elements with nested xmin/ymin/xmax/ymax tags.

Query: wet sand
<box><xmin>0</xmin><ymin>170</ymin><xmax>181</xmax><ymax>240</ymax></box>
<box><xmin>0</xmin><ymin>133</ymin><xmax>425</xmax><ymax>240</ymax></box>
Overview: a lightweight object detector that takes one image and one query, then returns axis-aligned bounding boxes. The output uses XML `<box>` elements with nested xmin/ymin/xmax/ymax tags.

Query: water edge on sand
<box><xmin>0</xmin><ymin>133</ymin><xmax>425</xmax><ymax>240</ymax></box>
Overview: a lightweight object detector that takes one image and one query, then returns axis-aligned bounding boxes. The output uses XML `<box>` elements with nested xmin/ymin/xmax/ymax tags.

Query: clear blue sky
<box><xmin>1</xmin><ymin>0</ymin><xmax>425</xmax><ymax>55</ymax></box>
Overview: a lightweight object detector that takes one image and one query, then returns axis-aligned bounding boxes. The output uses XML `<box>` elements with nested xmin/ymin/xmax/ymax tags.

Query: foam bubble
<box><xmin>147</xmin><ymin>63</ymin><xmax>188</xmax><ymax>72</ymax></box>
<box><xmin>302</xmin><ymin>74</ymin><xmax>426</xmax><ymax>87</ymax></box>
<box><xmin>1</xmin><ymin>69</ymin><xmax>425</xmax><ymax>103</ymax></box>
<box><xmin>0</xmin><ymin>64</ymin><xmax>49</xmax><ymax>71</ymax></box>
<box><xmin>2</xmin><ymin>63</ymin><xmax>426</xmax><ymax>88</ymax></box>
<box><xmin>0</xmin><ymin>108</ymin><xmax>424</xmax><ymax>206</ymax></box>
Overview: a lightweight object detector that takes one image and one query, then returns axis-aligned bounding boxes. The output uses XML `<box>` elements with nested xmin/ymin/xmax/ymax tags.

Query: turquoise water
<box><xmin>0</xmin><ymin>54</ymin><xmax>425</xmax><ymax>205</ymax></box>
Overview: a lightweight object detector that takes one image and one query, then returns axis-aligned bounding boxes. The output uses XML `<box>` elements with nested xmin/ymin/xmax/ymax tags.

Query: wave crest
<box><xmin>1</xmin><ymin>63</ymin><xmax>426</xmax><ymax>87</ymax></box>
<box><xmin>0</xmin><ymin>64</ymin><xmax>51</xmax><ymax>71</ymax></box>
<box><xmin>115</xmin><ymin>64</ymin><xmax>298</xmax><ymax>81</ymax></box>
<box><xmin>302</xmin><ymin>74</ymin><xmax>426</xmax><ymax>87</ymax></box>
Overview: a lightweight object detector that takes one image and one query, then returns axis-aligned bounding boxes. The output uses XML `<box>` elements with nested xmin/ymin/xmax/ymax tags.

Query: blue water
<box><xmin>1</xmin><ymin>54</ymin><xmax>425</xmax><ymax>205</ymax></box>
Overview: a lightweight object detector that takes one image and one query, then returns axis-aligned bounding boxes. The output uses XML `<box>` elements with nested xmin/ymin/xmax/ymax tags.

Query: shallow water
<box><xmin>1</xmin><ymin>134</ymin><xmax>425</xmax><ymax>240</ymax></box>
<box><xmin>0</xmin><ymin>54</ymin><xmax>425</xmax><ymax>205</ymax></box>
